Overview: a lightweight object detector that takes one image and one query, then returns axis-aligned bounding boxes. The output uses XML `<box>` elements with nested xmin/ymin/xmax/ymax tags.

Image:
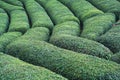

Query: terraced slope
<box><xmin>0</xmin><ymin>0</ymin><xmax>120</xmax><ymax>80</ymax></box>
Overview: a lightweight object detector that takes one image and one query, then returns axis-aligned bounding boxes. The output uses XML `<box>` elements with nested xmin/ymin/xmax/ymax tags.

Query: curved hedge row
<box><xmin>0</xmin><ymin>0</ymin><xmax>23</xmax><ymax>13</ymax></box>
<box><xmin>52</xmin><ymin>21</ymin><xmax>80</xmax><ymax>36</ymax></box>
<box><xmin>8</xmin><ymin>10</ymin><xmax>30</xmax><ymax>33</ymax></box>
<box><xmin>20</xmin><ymin>27</ymin><xmax>50</xmax><ymax>41</ymax></box>
<box><xmin>86</xmin><ymin>0</ymin><xmax>120</xmax><ymax>16</ymax></box>
<box><xmin>2</xmin><ymin>0</ymin><xmax>23</xmax><ymax>7</ymax></box>
<box><xmin>0</xmin><ymin>32</ymin><xmax>22</xmax><ymax>52</ymax></box>
<box><xmin>37</xmin><ymin>0</ymin><xmax>79</xmax><ymax>24</ymax></box>
<box><xmin>50</xmin><ymin>35</ymin><xmax>113</xmax><ymax>59</ymax></box>
<box><xmin>23</xmin><ymin>0</ymin><xmax>53</xmax><ymax>30</ymax></box>
<box><xmin>81</xmin><ymin>13</ymin><xmax>116</xmax><ymax>40</ymax></box>
<box><xmin>97</xmin><ymin>24</ymin><xmax>120</xmax><ymax>53</ymax></box>
<box><xmin>6</xmin><ymin>39</ymin><xmax>120</xmax><ymax>80</ymax></box>
<box><xmin>59</xmin><ymin>0</ymin><xmax>104</xmax><ymax>21</ymax></box>
<box><xmin>0</xmin><ymin>52</ymin><xmax>67</xmax><ymax>80</ymax></box>
<box><xmin>0</xmin><ymin>8</ymin><xmax>9</xmax><ymax>35</ymax></box>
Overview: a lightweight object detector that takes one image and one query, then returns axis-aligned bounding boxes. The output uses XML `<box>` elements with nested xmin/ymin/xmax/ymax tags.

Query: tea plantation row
<box><xmin>0</xmin><ymin>0</ymin><xmax>120</xmax><ymax>80</ymax></box>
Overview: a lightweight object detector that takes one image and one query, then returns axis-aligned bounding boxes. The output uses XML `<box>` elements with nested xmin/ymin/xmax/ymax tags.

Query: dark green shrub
<box><xmin>110</xmin><ymin>52</ymin><xmax>120</xmax><ymax>64</ymax></box>
<box><xmin>37</xmin><ymin>0</ymin><xmax>79</xmax><ymax>24</ymax></box>
<box><xmin>0</xmin><ymin>0</ymin><xmax>23</xmax><ymax>13</ymax></box>
<box><xmin>0</xmin><ymin>52</ymin><xmax>67</xmax><ymax>80</ymax></box>
<box><xmin>8</xmin><ymin>10</ymin><xmax>30</xmax><ymax>33</ymax></box>
<box><xmin>52</xmin><ymin>21</ymin><xmax>80</xmax><ymax>36</ymax></box>
<box><xmin>59</xmin><ymin>0</ymin><xmax>104</xmax><ymax>21</ymax></box>
<box><xmin>2</xmin><ymin>0</ymin><xmax>23</xmax><ymax>6</ymax></box>
<box><xmin>6</xmin><ymin>39</ymin><xmax>120</xmax><ymax>80</ymax></box>
<box><xmin>19</xmin><ymin>27</ymin><xmax>50</xmax><ymax>41</ymax></box>
<box><xmin>0</xmin><ymin>32</ymin><xmax>22</xmax><ymax>52</ymax></box>
<box><xmin>86</xmin><ymin>0</ymin><xmax>120</xmax><ymax>16</ymax></box>
<box><xmin>50</xmin><ymin>35</ymin><xmax>113</xmax><ymax>59</ymax></box>
<box><xmin>97</xmin><ymin>24</ymin><xmax>120</xmax><ymax>53</ymax></box>
<box><xmin>0</xmin><ymin>9</ymin><xmax>9</xmax><ymax>35</ymax></box>
<box><xmin>23</xmin><ymin>0</ymin><xmax>53</xmax><ymax>30</ymax></box>
<box><xmin>81</xmin><ymin>13</ymin><xmax>115</xmax><ymax>40</ymax></box>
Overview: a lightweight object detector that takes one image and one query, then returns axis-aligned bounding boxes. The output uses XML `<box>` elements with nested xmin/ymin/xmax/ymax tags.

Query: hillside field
<box><xmin>0</xmin><ymin>0</ymin><xmax>120</xmax><ymax>80</ymax></box>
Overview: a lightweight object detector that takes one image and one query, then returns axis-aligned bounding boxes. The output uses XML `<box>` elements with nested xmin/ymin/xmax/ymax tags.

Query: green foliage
<box><xmin>86</xmin><ymin>0</ymin><xmax>120</xmax><ymax>16</ymax></box>
<box><xmin>81</xmin><ymin>13</ymin><xmax>116</xmax><ymax>40</ymax></box>
<box><xmin>8</xmin><ymin>10</ymin><xmax>30</xmax><ymax>33</ymax></box>
<box><xmin>0</xmin><ymin>8</ymin><xmax>5</xmax><ymax>13</ymax></box>
<box><xmin>2</xmin><ymin>0</ymin><xmax>23</xmax><ymax>6</ymax></box>
<box><xmin>111</xmin><ymin>52</ymin><xmax>120</xmax><ymax>64</ymax></box>
<box><xmin>50</xmin><ymin>35</ymin><xmax>113</xmax><ymax>59</ymax></box>
<box><xmin>0</xmin><ymin>0</ymin><xmax>23</xmax><ymax>13</ymax></box>
<box><xmin>23</xmin><ymin>0</ymin><xmax>53</xmax><ymax>30</ymax></box>
<box><xmin>0</xmin><ymin>9</ymin><xmax>9</xmax><ymax>35</ymax></box>
<box><xmin>52</xmin><ymin>21</ymin><xmax>80</xmax><ymax>36</ymax></box>
<box><xmin>19</xmin><ymin>27</ymin><xmax>50</xmax><ymax>41</ymax></box>
<box><xmin>115</xmin><ymin>20</ymin><xmax>120</xmax><ymax>25</ymax></box>
<box><xmin>38</xmin><ymin>0</ymin><xmax>79</xmax><ymax>24</ymax></box>
<box><xmin>0</xmin><ymin>52</ymin><xmax>67</xmax><ymax>80</ymax></box>
<box><xmin>97</xmin><ymin>24</ymin><xmax>120</xmax><ymax>53</ymax></box>
<box><xmin>0</xmin><ymin>32</ymin><xmax>22</xmax><ymax>52</ymax></box>
<box><xmin>59</xmin><ymin>0</ymin><xmax>104</xmax><ymax>21</ymax></box>
<box><xmin>6</xmin><ymin>39</ymin><xmax>120</xmax><ymax>80</ymax></box>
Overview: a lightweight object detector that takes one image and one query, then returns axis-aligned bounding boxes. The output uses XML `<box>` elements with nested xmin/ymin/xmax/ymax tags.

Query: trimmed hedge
<box><xmin>0</xmin><ymin>9</ymin><xmax>9</xmax><ymax>35</ymax></box>
<box><xmin>59</xmin><ymin>0</ymin><xmax>104</xmax><ymax>21</ymax></box>
<box><xmin>37</xmin><ymin>0</ymin><xmax>79</xmax><ymax>24</ymax></box>
<box><xmin>2</xmin><ymin>0</ymin><xmax>23</xmax><ymax>6</ymax></box>
<box><xmin>0</xmin><ymin>52</ymin><xmax>67</xmax><ymax>80</ymax></box>
<box><xmin>81</xmin><ymin>13</ymin><xmax>116</xmax><ymax>40</ymax></box>
<box><xmin>20</xmin><ymin>27</ymin><xmax>50</xmax><ymax>41</ymax></box>
<box><xmin>23</xmin><ymin>0</ymin><xmax>53</xmax><ymax>30</ymax></box>
<box><xmin>0</xmin><ymin>0</ymin><xmax>23</xmax><ymax>13</ymax></box>
<box><xmin>35</xmin><ymin>0</ymin><xmax>48</xmax><ymax>6</ymax></box>
<box><xmin>52</xmin><ymin>21</ymin><xmax>80</xmax><ymax>36</ymax></box>
<box><xmin>0</xmin><ymin>32</ymin><xmax>22</xmax><ymax>52</ymax></box>
<box><xmin>6</xmin><ymin>39</ymin><xmax>120</xmax><ymax>80</ymax></box>
<box><xmin>8</xmin><ymin>10</ymin><xmax>30</xmax><ymax>33</ymax></box>
<box><xmin>111</xmin><ymin>52</ymin><xmax>120</xmax><ymax>64</ymax></box>
<box><xmin>86</xmin><ymin>0</ymin><xmax>120</xmax><ymax>16</ymax></box>
<box><xmin>50</xmin><ymin>35</ymin><xmax>113</xmax><ymax>59</ymax></box>
<box><xmin>97</xmin><ymin>24</ymin><xmax>120</xmax><ymax>53</ymax></box>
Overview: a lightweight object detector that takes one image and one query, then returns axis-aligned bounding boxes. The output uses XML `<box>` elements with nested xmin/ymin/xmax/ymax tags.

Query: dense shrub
<box><xmin>2</xmin><ymin>0</ymin><xmax>23</xmax><ymax>6</ymax></box>
<box><xmin>59</xmin><ymin>0</ymin><xmax>104</xmax><ymax>21</ymax></box>
<box><xmin>20</xmin><ymin>27</ymin><xmax>50</xmax><ymax>41</ymax></box>
<box><xmin>50</xmin><ymin>35</ymin><xmax>113</xmax><ymax>59</ymax></box>
<box><xmin>8</xmin><ymin>10</ymin><xmax>30</xmax><ymax>33</ymax></box>
<box><xmin>81</xmin><ymin>13</ymin><xmax>116</xmax><ymax>40</ymax></box>
<box><xmin>86</xmin><ymin>0</ymin><xmax>120</xmax><ymax>16</ymax></box>
<box><xmin>52</xmin><ymin>21</ymin><xmax>80</xmax><ymax>36</ymax></box>
<box><xmin>0</xmin><ymin>8</ymin><xmax>9</xmax><ymax>35</ymax></box>
<box><xmin>23</xmin><ymin>0</ymin><xmax>53</xmax><ymax>30</ymax></box>
<box><xmin>6</xmin><ymin>39</ymin><xmax>120</xmax><ymax>80</ymax></box>
<box><xmin>111</xmin><ymin>52</ymin><xmax>120</xmax><ymax>64</ymax></box>
<box><xmin>97</xmin><ymin>24</ymin><xmax>120</xmax><ymax>53</ymax></box>
<box><xmin>0</xmin><ymin>32</ymin><xmax>22</xmax><ymax>52</ymax></box>
<box><xmin>0</xmin><ymin>0</ymin><xmax>23</xmax><ymax>13</ymax></box>
<box><xmin>0</xmin><ymin>52</ymin><xmax>67</xmax><ymax>80</ymax></box>
<box><xmin>37</xmin><ymin>0</ymin><xmax>79</xmax><ymax>24</ymax></box>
